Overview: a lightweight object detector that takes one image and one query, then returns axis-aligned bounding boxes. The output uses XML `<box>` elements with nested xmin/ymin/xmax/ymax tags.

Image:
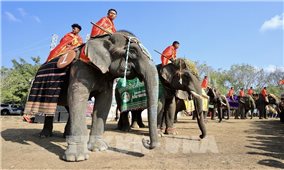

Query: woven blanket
<box><xmin>116</xmin><ymin>78</ymin><xmax>164</xmax><ymax>112</ymax></box>
<box><xmin>227</xmin><ymin>96</ymin><xmax>239</xmax><ymax>109</ymax></box>
<box><xmin>24</xmin><ymin>57</ymin><xmax>68</xmax><ymax>116</ymax></box>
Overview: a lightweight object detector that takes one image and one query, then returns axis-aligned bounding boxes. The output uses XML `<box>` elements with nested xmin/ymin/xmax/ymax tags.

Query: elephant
<box><xmin>37</xmin><ymin>31</ymin><xmax>159</xmax><ymax>161</ymax></box>
<box><xmin>115</xmin><ymin>59</ymin><xmax>206</xmax><ymax>138</ymax></box>
<box><xmin>206</xmin><ymin>87</ymin><xmax>230</xmax><ymax>122</ymax></box>
<box><xmin>265</xmin><ymin>93</ymin><xmax>281</xmax><ymax>118</ymax></box>
<box><xmin>253</xmin><ymin>93</ymin><xmax>269</xmax><ymax>119</ymax></box>
<box><xmin>236</xmin><ymin>95</ymin><xmax>256</xmax><ymax>119</ymax></box>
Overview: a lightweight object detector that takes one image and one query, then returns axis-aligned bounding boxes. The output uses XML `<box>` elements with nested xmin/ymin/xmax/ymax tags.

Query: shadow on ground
<box><xmin>245</xmin><ymin>120</ymin><xmax>284</xmax><ymax>169</ymax></box>
<box><xmin>1</xmin><ymin>128</ymin><xmax>66</xmax><ymax>158</ymax></box>
<box><xmin>1</xmin><ymin>127</ymin><xmax>145</xmax><ymax>158</ymax></box>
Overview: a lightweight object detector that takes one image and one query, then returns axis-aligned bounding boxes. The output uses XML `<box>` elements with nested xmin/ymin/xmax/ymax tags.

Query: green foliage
<box><xmin>0</xmin><ymin>57</ymin><xmax>41</xmax><ymax>105</ymax></box>
<box><xmin>195</xmin><ymin>62</ymin><xmax>284</xmax><ymax>96</ymax></box>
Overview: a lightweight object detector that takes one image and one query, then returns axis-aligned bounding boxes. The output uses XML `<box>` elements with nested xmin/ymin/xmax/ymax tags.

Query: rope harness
<box><xmin>121</xmin><ymin>36</ymin><xmax>133</xmax><ymax>87</ymax></box>
<box><xmin>121</xmin><ymin>36</ymin><xmax>152</xmax><ymax>87</ymax></box>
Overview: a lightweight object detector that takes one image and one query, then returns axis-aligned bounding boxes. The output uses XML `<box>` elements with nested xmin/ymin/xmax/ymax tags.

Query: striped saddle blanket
<box><xmin>24</xmin><ymin>57</ymin><xmax>69</xmax><ymax>116</ymax></box>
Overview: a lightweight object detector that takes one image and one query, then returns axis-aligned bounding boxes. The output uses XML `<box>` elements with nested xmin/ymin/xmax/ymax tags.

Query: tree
<box><xmin>0</xmin><ymin>57</ymin><xmax>41</xmax><ymax>105</ymax></box>
<box><xmin>194</xmin><ymin>62</ymin><xmax>283</xmax><ymax>96</ymax></box>
<box><xmin>266</xmin><ymin>68</ymin><xmax>284</xmax><ymax>96</ymax></box>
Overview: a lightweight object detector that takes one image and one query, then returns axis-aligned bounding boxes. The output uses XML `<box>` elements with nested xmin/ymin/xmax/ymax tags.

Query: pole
<box><xmin>153</xmin><ymin>49</ymin><xmax>174</xmax><ymax>62</ymax></box>
<box><xmin>90</xmin><ymin>22</ymin><xmax>113</xmax><ymax>35</ymax></box>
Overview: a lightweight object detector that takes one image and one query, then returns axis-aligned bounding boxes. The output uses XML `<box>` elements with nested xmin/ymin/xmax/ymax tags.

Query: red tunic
<box><xmin>161</xmin><ymin>45</ymin><xmax>177</xmax><ymax>66</ymax></box>
<box><xmin>201</xmin><ymin>78</ymin><xmax>208</xmax><ymax>89</ymax></box>
<box><xmin>227</xmin><ymin>89</ymin><xmax>234</xmax><ymax>97</ymax></box>
<box><xmin>46</xmin><ymin>32</ymin><xmax>83</xmax><ymax>62</ymax></box>
<box><xmin>239</xmin><ymin>90</ymin><xmax>245</xmax><ymax>97</ymax></box>
<box><xmin>91</xmin><ymin>17</ymin><xmax>116</xmax><ymax>37</ymax></box>
<box><xmin>247</xmin><ymin>89</ymin><xmax>253</xmax><ymax>95</ymax></box>
<box><xmin>261</xmin><ymin>88</ymin><xmax>267</xmax><ymax>97</ymax></box>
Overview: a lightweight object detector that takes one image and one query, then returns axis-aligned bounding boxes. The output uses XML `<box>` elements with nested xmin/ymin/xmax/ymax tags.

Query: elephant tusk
<box><xmin>190</xmin><ymin>91</ymin><xmax>203</xmax><ymax>100</ymax></box>
<box><xmin>202</xmin><ymin>94</ymin><xmax>209</xmax><ymax>99</ymax></box>
<box><xmin>221</xmin><ymin>101</ymin><xmax>227</xmax><ymax>106</ymax></box>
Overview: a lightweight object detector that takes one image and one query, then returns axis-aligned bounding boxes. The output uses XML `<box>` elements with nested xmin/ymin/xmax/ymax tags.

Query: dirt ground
<box><xmin>1</xmin><ymin>115</ymin><xmax>284</xmax><ymax>169</ymax></box>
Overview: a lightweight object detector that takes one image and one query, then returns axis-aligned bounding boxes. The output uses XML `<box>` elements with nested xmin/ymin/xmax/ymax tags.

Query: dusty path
<box><xmin>1</xmin><ymin>115</ymin><xmax>284</xmax><ymax>169</ymax></box>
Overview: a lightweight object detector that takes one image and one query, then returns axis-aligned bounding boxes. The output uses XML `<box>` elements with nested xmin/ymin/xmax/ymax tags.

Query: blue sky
<box><xmin>1</xmin><ymin>1</ymin><xmax>283</xmax><ymax>71</ymax></box>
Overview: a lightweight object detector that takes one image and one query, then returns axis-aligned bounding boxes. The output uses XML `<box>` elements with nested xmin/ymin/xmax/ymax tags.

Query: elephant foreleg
<box><xmin>194</xmin><ymin>98</ymin><xmax>206</xmax><ymax>139</ymax></box>
<box><xmin>217</xmin><ymin>106</ymin><xmax>222</xmax><ymax>122</ymax></box>
<box><xmin>63</xmin><ymin>81</ymin><xmax>90</xmax><ymax>162</ymax></box>
<box><xmin>157</xmin><ymin>98</ymin><xmax>165</xmax><ymax>132</ymax></box>
<box><xmin>88</xmin><ymin>88</ymin><xmax>113</xmax><ymax>152</ymax></box>
<box><xmin>165</xmin><ymin>97</ymin><xmax>177</xmax><ymax>135</ymax></box>
<box><xmin>211</xmin><ymin>108</ymin><xmax>217</xmax><ymax>120</ymax></box>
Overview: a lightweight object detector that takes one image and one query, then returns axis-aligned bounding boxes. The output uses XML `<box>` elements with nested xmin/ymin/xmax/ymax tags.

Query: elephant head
<box><xmin>85</xmin><ymin>31</ymin><xmax>159</xmax><ymax>149</ymax></box>
<box><xmin>207</xmin><ymin>87</ymin><xmax>218</xmax><ymax>103</ymax></box>
<box><xmin>268</xmin><ymin>93</ymin><xmax>280</xmax><ymax>105</ymax></box>
<box><xmin>208</xmin><ymin>87</ymin><xmax>227</xmax><ymax>106</ymax></box>
<box><xmin>159</xmin><ymin>58</ymin><xmax>206</xmax><ymax>139</ymax></box>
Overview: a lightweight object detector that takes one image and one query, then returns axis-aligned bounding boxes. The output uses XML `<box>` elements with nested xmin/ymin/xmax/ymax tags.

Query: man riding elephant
<box><xmin>161</xmin><ymin>41</ymin><xmax>179</xmax><ymax>66</ymax></box>
<box><xmin>46</xmin><ymin>23</ymin><xmax>83</xmax><ymax>62</ymax></box>
<box><xmin>90</xmin><ymin>9</ymin><xmax>117</xmax><ymax>37</ymax></box>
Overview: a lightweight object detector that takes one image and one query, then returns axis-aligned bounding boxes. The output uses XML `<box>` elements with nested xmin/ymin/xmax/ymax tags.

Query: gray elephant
<box><xmin>115</xmin><ymin>59</ymin><xmax>206</xmax><ymax>138</ymax></box>
<box><xmin>206</xmin><ymin>87</ymin><xmax>230</xmax><ymax>122</ymax></box>
<box><xmin>253</xmin><ymin>94</ymin><xmax>268</xmax><ymax>119</ymax></box>
<box><xmin>237</xmin><ymin>95</ymin><xmax>256</xmax><ymax>119</ymax></box>
<box><xmin>29</xmin><ymin>31</ymin><xmax>159</xmax><ymax>161</ymax></box>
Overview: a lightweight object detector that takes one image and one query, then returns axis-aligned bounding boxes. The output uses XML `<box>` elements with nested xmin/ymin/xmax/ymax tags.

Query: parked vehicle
<box><xmin>0</xmin><ymin>104</ymin><xmax>23</xmax><ymax>115</ymax></box>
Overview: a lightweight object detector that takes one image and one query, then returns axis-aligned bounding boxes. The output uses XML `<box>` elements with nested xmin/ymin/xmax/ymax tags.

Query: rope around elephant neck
<box><xmin>122</xmin><ymin>36</ymin><xmax>133</xmax><ymax>87</ymax></box>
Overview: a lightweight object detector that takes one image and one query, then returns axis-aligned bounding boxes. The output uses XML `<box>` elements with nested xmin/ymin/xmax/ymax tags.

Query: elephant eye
<box><xmin>183</xmin><ymin>72</ymin><xmax>191</xmax><ymax>79</ymax></box>
<box><xmin>129</xmin><ymin>47</ymin><xmax>138</xmax><ymax>55</ymax></box>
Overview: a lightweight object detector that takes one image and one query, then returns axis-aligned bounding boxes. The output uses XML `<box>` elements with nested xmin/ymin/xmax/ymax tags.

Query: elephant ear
<box><xmin>160</xmin><ymin>64</ymin><xmax>177</xmax><ymax>84</ymax></box>
<box><xmin>176</xmin><ymin>90</ymin><xmax>189</xmax><ymax>100</ymax></box>
<box><xmin>85</xmin><ymin>38</ymin><xmax>111</xmax><ymax>74</ymax></box>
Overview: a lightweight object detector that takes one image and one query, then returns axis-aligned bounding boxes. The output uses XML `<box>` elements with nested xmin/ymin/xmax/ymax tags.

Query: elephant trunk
<box><xmin>222</xmin><ymin>95</ymin><xmax>230</xmax><ymax>113</ymax></box>
<box><xmin>194</xmin><ymin>96</ymin><xmax>207</xmax><ymax>139</ymax></box>
<box><xmin>139</xmin><ymin>61</ymin><xmax>159</xmax><ymax>149</ymax></box>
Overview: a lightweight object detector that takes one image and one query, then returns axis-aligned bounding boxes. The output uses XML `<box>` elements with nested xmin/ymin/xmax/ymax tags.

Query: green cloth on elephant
<box><xmin>116</xmin><ymin>78</ymin><xmax>164</xmax><ymax>112</ymax></box>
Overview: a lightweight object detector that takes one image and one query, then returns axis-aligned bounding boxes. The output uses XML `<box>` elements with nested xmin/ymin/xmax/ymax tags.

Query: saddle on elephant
<box><xmin>46</xmin><ymin>32</ymin><xmax>83</xmax><ymax>63</ymax></box>
<box><xmin>24</xmin><ymin>24</ymin><xmax>83</xmax><ymax>118</ymax></box>
<box><xmin>24</xmin><ymin>57</ymin><xmax>69</xmax><ymax>117</ymax></box>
